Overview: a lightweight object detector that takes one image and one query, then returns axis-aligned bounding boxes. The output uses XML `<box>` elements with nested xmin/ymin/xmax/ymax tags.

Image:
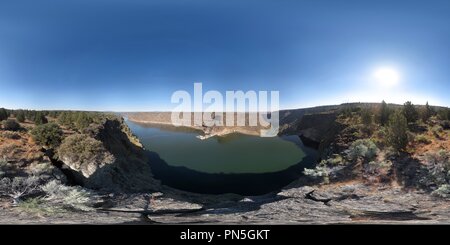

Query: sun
<box><xmin>373</xmin><ymin>67</ymin><xmax>400</xmax><ymax>87</ymax></box>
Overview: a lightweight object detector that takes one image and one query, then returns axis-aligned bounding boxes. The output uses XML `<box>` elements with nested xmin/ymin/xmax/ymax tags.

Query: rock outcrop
<box><xmin>141</xmin><ymin>182</ymin><xmax>450</xmax><ymax>224</ymax></box>
<box><xmin>296</xmin><ymin>112</ymin><xmax>339</xmax><ymax>148</ymax></box>
<box><xmin>57</xmin><ymin>118</ymin><xmax>161</xmax><ymax>193</ymax></box>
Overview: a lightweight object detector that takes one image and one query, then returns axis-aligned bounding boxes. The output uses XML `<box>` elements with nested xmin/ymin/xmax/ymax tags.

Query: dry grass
<box><xmin>411</xmin><ymin>129</ymin><xmax>450</xmax><ymax>158</ymax></box>
<box><xmin>0</xmin><ymin>130</ymin><xmax>48</xmax><ymax>173</ymax></box>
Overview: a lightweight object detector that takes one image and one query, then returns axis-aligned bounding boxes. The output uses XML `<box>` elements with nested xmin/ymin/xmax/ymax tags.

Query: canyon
<box><xmin>1</xmin><ymin>103</ymin><xmax>450</xmax><ymax>224</ymax></box>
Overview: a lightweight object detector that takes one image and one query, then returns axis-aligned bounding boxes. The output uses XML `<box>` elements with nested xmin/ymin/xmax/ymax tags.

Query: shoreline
<box><xmin>126</xmin><ymin>118</ymin><xmax>264</xmax><ymax>139</ymax></box>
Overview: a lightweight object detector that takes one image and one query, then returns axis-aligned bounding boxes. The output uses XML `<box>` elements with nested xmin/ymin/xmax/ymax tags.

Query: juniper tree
<box><xmin>387</xmin><ymin>111</ymin><xmax>409</xmax><ymax>151</ymax></box>
<box><xmin>30</xmin><ymin>123</ymin><xmax>63</xmax><ymax>149</ymax></box>
<box><xmin>402</xmin><ymin>101</ymin><xmax>419</xmax><ymax>125</ymax></box>
<box><xmin>378</xmin><ymin>100</ymin><xmax>390</xmax><ymax>126</ymax></box>
<box><xmin>16</xmin><ymin>111</ymin><xmax>25</xmax><ymax>123</ymax></box>
<box><xmin>0</xmin><ymin>108</ymin><xmax>8</xmax><ymax>121</ymax></box>
<box><xmin>34</xmin><ymin>111</ymin><xmax>48</xmax><ymax>125</ymax></box>
<box><xmin>420</xmin><ymin>101</ymin><xmax>434</xmax><ymax>123</ymax></box>
<box><xmin>75</xmin><ymin>112</ymin><xmax>93</xmax><ymax>131</ymax></box>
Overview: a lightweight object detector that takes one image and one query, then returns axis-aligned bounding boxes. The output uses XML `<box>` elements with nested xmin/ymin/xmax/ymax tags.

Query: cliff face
<box><xmin>296</xmin><ymin>112</ymin><xmax>338</xmax><ymax>142</ymax></box>
<box><xmin>124</xmin><ymin>108</ymin><xmax>344</xmax><ymax>159</ymax></box>
<box><xmin>278</xmin><ymin>108</ymin><xmax>345</xmax><ymax>162</ymax></box>
<box><xmin>124</xmin><ymin>112</ymin><xmax>266</xmax><ymax>137</ymax></box>
<box><xmin>58</xmin><ymin>118</ymin><xmax>161</xmax><ymax>193</ymax></box>
<box><xmin>125</xmin><ymin>106</ymin><xmax>343</xmax><ymax>138</ymax></box>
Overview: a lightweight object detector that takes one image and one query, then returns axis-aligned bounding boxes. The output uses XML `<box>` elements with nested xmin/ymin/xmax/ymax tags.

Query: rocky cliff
<box><xmin>125</xmin><ymin>105</ymin><xmax>343</xmax><ymax>139</ymax></box>
<box><xmin>57</xmin><ymin>118</ymin><xmax>161</xmax><ymax>193</ymax></box>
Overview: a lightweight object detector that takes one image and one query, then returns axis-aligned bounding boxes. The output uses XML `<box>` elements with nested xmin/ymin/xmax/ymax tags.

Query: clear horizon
<box><xmin>1</xmin><ymin>101</ymin><xmax>444</xmax><ymax>113</ymax></box>
<box><xmin>1</xmin><ymin>0</ymin><xmax>449</xmax><ymax>111</ymax></box>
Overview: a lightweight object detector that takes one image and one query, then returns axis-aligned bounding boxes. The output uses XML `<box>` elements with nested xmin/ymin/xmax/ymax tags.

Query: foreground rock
<box><xmin>2</xmin><ymin>181</ymin><xmax>449</xmax><ymax>224</ymax></box>
<box><xmin>146</xmin><ymin>182</ymin><xmax>450</xmax><ymax>224</ymax></box>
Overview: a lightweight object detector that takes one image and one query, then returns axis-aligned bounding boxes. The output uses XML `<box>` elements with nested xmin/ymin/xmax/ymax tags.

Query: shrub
<box><xmin>421</xmin><ymin>150</ymin><xmax>450</xmax><ymax>187</ymax></box>
<box><xmin>340</xmin><ymin>106</ymin><xmax>357</xmax><ymax>119</ymax></box>
<box><xmin>42</xmin><ymin>180</ymin><xmax>94</xmax><ymax>211</ymax></box>
<box><xmin>16</xmin><ymin>112</ymin><xmax>25</xmax><ymax>123</ymax></box>
<box><xmin>386</xmin><ymin>111</ymin><xmax>409</xmax><ymax>151</ymax></box>
<box><xmin>30</xmin><ymin>123</ymin><xmax>63</xmax><ymax>149</ymax></box>
<box><xmin>440</xmin><ymin>120</ymin><xmax>450</xmax><ymax>130</ymax></box>
<box><xmin>2</xmin><ymin>119</ymin><xmax>20</xmax><ymax>131</ymax></box>
<box><xmin>375</xmin><ymin>127</ymin><xmax>387</xmax><ymax>138</ymax></box>
<box><xmin>303</xmin><ymin>166</ymin><xmax>330</xmax><ymax>184</ymax></box>
<box><xmin>30</xmin><ymin>162</ymin><xmax>55</xmax><ymax>176</ymax></box>
<box><xmin>57</xmin><ymin>134</ymin><xmax>114</xmax><ymax>169</ymax></box>
<box><xmin>364</xmin><ymin>160</ymin><xmax>392</xmax><ymax>176</ymax></box>
<box><xmin>17</xmin><ymin>197</ymin><xmax>44</xmax><ymax>213</ymax></box>
<box><xmin>0</xmin><ymin>176</ymin><xmax>41</xmax><ymax>204</ymax></box>
<box><xmin>432</xmin><ymin>184</ymin><xmax>450</xmax><ymax>198</ymax></box>
<box><xmin>16</xmin><ymin>197</ymin><xmax>64</xmax><ymax>215</ymax></box>
<box><xmin>431</xmin><ymin>125</ymin><xmax>444</xmax><ymax>138</ymax></box>
<box><xmin>348</xmin><ymin>139</ymin><xmax>378</xmax><ymax>162</ymax></box>
<box><xmin>0</xmin><ymin>108</ymin><xmax>8</xmax><ymax>121</ymax></box>
<box><xmin>360</xmin><ymin>108</ymin><xmax>373</xmax><ymax>126</ymax></box>
<box><xmin>0</xmin><ymin>131</ymin><xmax>21</xmax><ymax>139</ymax></box>
<box><xmin>415</xmin><ymin>134</ymin><xmax>431</xmax><ymax>145</ymax></box>
<box><xmin>0</xmin><ymin>143</ymin><xmax>20</xmax><ymax>156</ymax></box>
<box><xmin>0</xmin><ymin>158</ymin><xmax>10</xmax><ymax>177</ymax></box>
<box><xmin>437</xmin><ymin>108</ymin><xmax>450</xmax><ymax>121</ymax></box>
<box><xmin>326</xmin><ymin>154</ymin><xmax>344</xmax><ymax>165</ymax></box>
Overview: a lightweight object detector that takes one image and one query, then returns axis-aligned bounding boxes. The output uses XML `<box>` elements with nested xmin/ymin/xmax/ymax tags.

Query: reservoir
<box><xmin>126</xmin><ymin>120</ymin><xmax>317</xmax><ymax>195</ymax></box>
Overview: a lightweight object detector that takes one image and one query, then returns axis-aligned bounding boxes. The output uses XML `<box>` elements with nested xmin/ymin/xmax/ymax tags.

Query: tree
<box><xmin>48</xmin><ymin>111</ymin><xmax>58</xmax><ymax>118</ymax></box>
<box><xmin>57</xmin><ymin>111</ymin><xmax>70</xmax><ymax>126</ymax></box>
<box><xmin>25</xmin><ymin>110</ymin><xmax>34</xmax><ymax>121</ymax></box>
<box><xmin>2</xmin><ymin>119</ymin><xmax>20</xmax><ymax>131</ymax></box>
<box><xmin>15</xmin><ymin>111</ymin><xmax>25</xmax><ymax>123</ymax></box>
<box><xmin>420</xmin><ymin>101</ymin><xmax>433</xmax><ymax>123</ymax></box>
<box><xmin>387</xmin><ymin>111</ymin><xmax>409</xmax><ymax>151</ymax></box>
<box><xmin>0</xmin><ymin>108</ymin><xmax>8</xmax><ymax>121</ymax></box>
<box><xmin>437</xmin><ymin>108</ymin><xmax>450</xmax><ymax>121</ymax></box>
<box><xmin>34</xmin><ymin>111</ymin><xmax>48</xmax><ymax>125</ymax></box>
<box><xmin>360</xmin><ymin>107</ymin><xmax>374</xmax><ymax>135</ymax></box>
<box><xmin>75</xmin><ymin>112</ymin><xmax>93</xmax><ymax>131</ymax></box>
<box><xmin>378</xmin><ymin>100</ymin><xmax>390</xmax><ymax>126</ymax></box>
<box><xmin>361</xmin><ymin>108</ymin><xmax>373</xmax><ymax>126</ymax></box>
<box><xmin>30</xmin><ymin>123</ymin><xmax>63</xmax><ymax>149</ymax></box>
<box><xmin>402</xmin><ymin>101</ymin><xmax>419</xmax><ymax>125</ymax></box>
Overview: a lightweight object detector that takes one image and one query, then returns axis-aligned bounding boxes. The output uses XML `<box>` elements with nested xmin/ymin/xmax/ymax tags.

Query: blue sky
<box><xmin>0</xmin><ymin>0</ymin><xmax>449</xmax><ymax>111</ymax></box>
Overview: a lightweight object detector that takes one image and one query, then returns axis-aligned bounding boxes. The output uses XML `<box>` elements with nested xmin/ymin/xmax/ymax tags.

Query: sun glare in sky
<box><xmin>373</xmin><ymin>67</ymin><xmax>401</xmax><ymax>88</ymax></box>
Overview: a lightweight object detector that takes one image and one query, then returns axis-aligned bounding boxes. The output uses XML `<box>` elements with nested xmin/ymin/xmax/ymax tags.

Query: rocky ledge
<box><xmin>2</xmin><ymin>181</ymin><xmax>449</xmax><ymax>224</ymax></box>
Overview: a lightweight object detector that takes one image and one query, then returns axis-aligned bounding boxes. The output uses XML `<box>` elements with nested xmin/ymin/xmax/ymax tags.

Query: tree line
<box><xmin>1</xmin><ymin>108</ymin><xmax>116</xmax><ymax>132</ymax></box>
<box><xmin>344</xmin><ymin>101</ymin><xmax>450</xmax><ymax>152</ymax></box>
